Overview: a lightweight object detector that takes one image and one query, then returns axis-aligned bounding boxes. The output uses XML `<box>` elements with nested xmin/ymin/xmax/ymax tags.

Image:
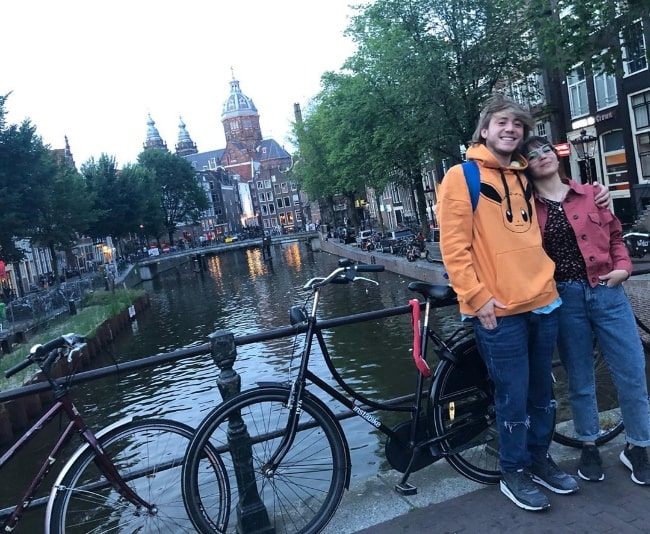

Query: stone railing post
<box><xmin>209</xmin><ymin>330</ymin><xmax>274</xmax><ymax>533</ymax></box>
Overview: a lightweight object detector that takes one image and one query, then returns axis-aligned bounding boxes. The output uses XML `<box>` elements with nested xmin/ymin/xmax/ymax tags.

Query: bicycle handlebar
<box><xmin>303</xmin><ymin>260</ymin><xmax>385</xmax><ymax>290</ymax></box>
<box><xmin>4</xmin><ymin>333</ymin><xmax>85</xmax><ymax>379</ymax></box>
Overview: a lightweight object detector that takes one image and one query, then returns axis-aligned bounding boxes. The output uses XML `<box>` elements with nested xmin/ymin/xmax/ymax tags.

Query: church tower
<box><xmin>143</xmin><ymin>114</ymin><xmax>168</xmax><ymax>151</ymax></box>
<box><xmin>175</xmin><ymin>116</ymin><xmax>198</xmax><ymax>156</ymax></box>
<box><xmin>221</xmin><ymin>76</ymin><xmax>263</xmax><ymax>150</ymax></box>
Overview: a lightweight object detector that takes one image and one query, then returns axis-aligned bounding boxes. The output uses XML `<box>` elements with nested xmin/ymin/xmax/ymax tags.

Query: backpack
<box><xmin>461</xmin><ymin>160</ymin><xmax>480</xmax><ymax>211</ymax></box>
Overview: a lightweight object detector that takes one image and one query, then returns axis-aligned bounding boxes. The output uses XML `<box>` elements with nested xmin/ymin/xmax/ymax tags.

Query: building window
<box><xmin>637</xmin><ymin>132</ymin><xmax>650</xmax><ymax>180</ymax></box>
<box><xmin>594</xmin><ymin>69</ymin><xmax>618</xmax><ymax>110</ymax></box>
<box><xmin>622</xmin><ymin>20</ymin><xmax>647</xmax><ymax>76</ymax></box>
<box><xmin>257</xmin><ymin>181</ymin><xmax>263</xmax><ymax>189</ymax></box>
<box><xmin>264</xmin><ymin>180</ymin><xmax>271</xmax><ymax>188</ymax></box>
<box><xmin>276</xmin><ymin>198</ymin><xmax>283</xmax><ymax>209</ymax></box>
<box><xmin>281</xmin><ymin>183</ymin><xmax>289</xmax><ymax>194</ymax></box>
<box><xmin>567</xmin><ymin>65</ymin><xmax>589</xmax><ymax>118</ymax></box>
<box><xmin>602</xmin><ymin>130</ymin><xmax>628</xmax><ymax>187</ymax></box>
<box><xmin>536</xmin><ymin>122</ymin><xmax>547</xmax><ymax>138</ymax></box>
<box><xmin>631</xmin><ymin>90</ymin><xmax>650</xmax><ymax>181</ymax></box>
<box><xmin>284</xmin><ymin>197</ymin><xmax>291</xmax><ymax>207</ymax></box>
<box><xmin>632</xmin><ymin>90</ymin><xmax>650</xmax><ymax>129</ymax></box>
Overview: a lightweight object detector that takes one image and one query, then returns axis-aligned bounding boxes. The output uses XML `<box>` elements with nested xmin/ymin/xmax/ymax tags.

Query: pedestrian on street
<box><xmin>522</xmin><ymin>136</ymin><xmax>650</xmax><ymax>486</ymax></box>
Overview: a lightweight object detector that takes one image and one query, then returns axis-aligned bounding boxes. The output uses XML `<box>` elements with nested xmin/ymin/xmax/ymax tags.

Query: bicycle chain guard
<box><xmin>384</xmin><ymin>417</ymin><xmax>440</xmax><ymax>473</ymax></box>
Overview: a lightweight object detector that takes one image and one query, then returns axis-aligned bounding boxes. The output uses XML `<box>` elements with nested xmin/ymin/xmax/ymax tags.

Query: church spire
<box><xmin>143</xmin><ymin>113</ymin><xmax>168</xmax><ymax>151</ymax></box>
<box><xmin>175</xmin><ymin>116</ymin><xmax>198</xmax><ymax>156</ymax></box>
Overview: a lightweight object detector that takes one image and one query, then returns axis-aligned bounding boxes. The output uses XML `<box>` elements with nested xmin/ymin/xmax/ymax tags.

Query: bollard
<box><xmin>209</xmin><ymin>331</ymin><xmax>273</xmax><ymax>533</ymax></box>
<box><xmin>68</xmin><ymin>299</ymin><xmax>77</xmax><ymax>315</ymax></box>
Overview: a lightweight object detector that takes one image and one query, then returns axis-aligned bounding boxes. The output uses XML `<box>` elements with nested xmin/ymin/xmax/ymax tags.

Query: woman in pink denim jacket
<box><xmin>522</xmin><ymin>136</ymin><xmax>650</xmax><ymax>487</ymax></box>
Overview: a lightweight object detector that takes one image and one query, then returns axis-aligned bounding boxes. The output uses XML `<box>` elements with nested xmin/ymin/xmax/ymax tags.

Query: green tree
<box><xmin>31</xmin><ymin>159</ymin><xmax>95</xmax><ymax>280</ymax></box>
<box><xmin>82</xmin><ymin>154</ymin><xmax>158</xmax><ymax>241</ymax></box>
<box><xmin>529</xmin><ymin>0</ymin><xmax>650</xmax><ymax>76</ymax></box>
<box><xmin>137</xmin><ymin>149</ymin><xmax>208</xmax><ymax>245</ymax></box>
<box><xmin>0</xmin><ymin>94</ymin><xmax>53</xmax><ymax>261</ymax></box>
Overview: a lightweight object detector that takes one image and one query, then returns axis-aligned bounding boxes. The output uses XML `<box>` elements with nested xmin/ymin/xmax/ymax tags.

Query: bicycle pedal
<box><xmin>394</xmin><ymin>482</ymin><xmax>417</xmax><ymax>495</ymax></box>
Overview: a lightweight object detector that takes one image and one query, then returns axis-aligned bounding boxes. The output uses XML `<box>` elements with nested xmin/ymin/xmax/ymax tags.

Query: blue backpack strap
<box><xmin>461</xmin><ymin>160</ymin><xmax>480</xmax><ymax>211</ymax></box>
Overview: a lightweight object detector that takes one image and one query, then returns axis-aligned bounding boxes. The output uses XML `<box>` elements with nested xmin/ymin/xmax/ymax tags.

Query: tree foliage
<box><xmin>137</xmin><ymin>149</ymin><xmax>208</xmax><ymax>244</ymax></box>
<box><xmin>529</xmin><ymin>0</ymin><xmax>650</xmax><ymax>76</ymax></box>
<box><xmin>31</xmin><ymin>159</ymin><xmax>95</xmax><ymax>278</ymax></box>
<box><xmin>0</xmin><ymin>94</ymin><xmax>94</xmax><ymax>270</ymax></box>
<box><xmin>82</xmin><ymin>154</ymin><xmax>156</xmax><ymax>241</ymax></box>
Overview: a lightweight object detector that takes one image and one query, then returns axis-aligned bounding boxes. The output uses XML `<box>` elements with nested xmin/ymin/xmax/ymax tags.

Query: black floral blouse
<box><xmin>541</xmin><ymin>198</ymin><xmax>587</xmax><ymax>282</ymax></box>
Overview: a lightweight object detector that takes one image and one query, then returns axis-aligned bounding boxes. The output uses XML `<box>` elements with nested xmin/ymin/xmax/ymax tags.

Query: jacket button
<box><xmin>581</xmin><ymin>234</ymin><xmax>587</xmax><ymax>240</ymax></box>
<box><xmin>589</xmin><ymin>256</ymin><xmax>595</xmax><ymax>261</ymax></box>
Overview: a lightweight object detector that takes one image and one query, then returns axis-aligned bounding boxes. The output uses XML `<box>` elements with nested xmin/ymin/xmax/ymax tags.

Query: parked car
<box><xmin>379</xmin><ymin>228</ymin><xmax>415</xmax><ymax>253</ymax></box>
<box><xmin>355</xmin><ymin>230</ymin><xmax>375</xmax><ymax>246</ymax></box>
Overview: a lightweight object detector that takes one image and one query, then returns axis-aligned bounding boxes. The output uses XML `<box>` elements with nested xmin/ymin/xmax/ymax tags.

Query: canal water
<box><xmin>101</xmin><ymin>242</ymin><xmax>465</xmax><ymax>477</ymax></box>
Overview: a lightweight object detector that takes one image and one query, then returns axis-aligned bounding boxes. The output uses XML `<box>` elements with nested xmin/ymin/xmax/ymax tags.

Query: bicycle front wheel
<box><xmin>46</xmin><ymin>418</ymin><xmax>228</xmax><ymax>533</ymax></box>
<box><xmin>182</xmin><ymin>387</ymin><xmax>349</xmax><ymax>534</ymax></box>
<box><xmin>551</xmin><ymin>347</ymin><xmax>624</xmax><ymax>448</ymax></box>
<box><xmin>430</xmin><ymin>340</ymin><xmax>500</xmax><ymax>484</ymax></box>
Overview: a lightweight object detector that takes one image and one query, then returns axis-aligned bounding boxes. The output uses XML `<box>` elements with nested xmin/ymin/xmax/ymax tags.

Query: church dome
<box><xmin>221</xmin><ymin>77</ymin><xmax>258</xmax><ymax>120</ymax></box>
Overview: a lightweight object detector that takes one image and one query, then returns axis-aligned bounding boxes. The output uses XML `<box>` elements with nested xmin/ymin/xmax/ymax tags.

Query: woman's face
<box><xmin>526</xmin><ymin>143</ymin><xmax>559</xmax><ymax>179</ymax></box>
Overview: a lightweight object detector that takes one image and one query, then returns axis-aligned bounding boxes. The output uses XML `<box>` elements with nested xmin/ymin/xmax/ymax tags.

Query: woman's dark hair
<box><xmin>520</xmin><ymin>136</ymin><xmax>569</xmax><ymax>180</ymax></box>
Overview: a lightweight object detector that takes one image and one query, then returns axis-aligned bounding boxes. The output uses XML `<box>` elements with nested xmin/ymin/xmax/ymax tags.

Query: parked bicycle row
<box><xmin>3</xmin><ymin>259</ymin><xmax>647</xmax><ymax>533</ymax></box>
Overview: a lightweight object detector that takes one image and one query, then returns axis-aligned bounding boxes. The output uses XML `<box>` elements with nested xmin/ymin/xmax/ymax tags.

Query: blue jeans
<box><xmin>473</xmin><ymin>311</ymin><xmax>558</xmax><ymax>472</ymax></box>
<box><xmin>556</xmin><ymin>281</ymin><xmax>650</xmax><ymax>446</ymax></box>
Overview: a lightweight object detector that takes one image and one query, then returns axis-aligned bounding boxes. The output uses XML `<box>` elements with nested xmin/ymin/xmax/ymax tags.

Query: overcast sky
<box><xmin>1</xmin><ymin>0</ymin><xmax>359</xmax><ymax>168</ymax></box>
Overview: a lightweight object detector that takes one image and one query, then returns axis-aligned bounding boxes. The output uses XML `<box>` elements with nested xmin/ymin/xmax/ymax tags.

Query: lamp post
<box><xmin>571</xmin><ymin>129</ymin><xmax>598</xmax><ymax>184</ymax></box>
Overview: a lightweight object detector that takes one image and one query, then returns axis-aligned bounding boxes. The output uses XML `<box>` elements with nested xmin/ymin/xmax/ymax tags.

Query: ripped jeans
<box><xmin>473</xmin><ymin>310</ymin><xmax>558</xmax><ymax>472</ymax></box>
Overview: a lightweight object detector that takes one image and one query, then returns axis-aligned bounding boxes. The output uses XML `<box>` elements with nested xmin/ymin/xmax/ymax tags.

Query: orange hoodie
<box><xmin>438</xmin><ymin>144</ymin><xmax>558</xmax><ymax>316</ymax></box>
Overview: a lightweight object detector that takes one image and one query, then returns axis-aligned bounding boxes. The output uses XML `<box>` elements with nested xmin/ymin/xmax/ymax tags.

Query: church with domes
<box><xmin>143</xmin><ymin>76</ymin><xmax>303</xmax><ymax>239</ymax></box>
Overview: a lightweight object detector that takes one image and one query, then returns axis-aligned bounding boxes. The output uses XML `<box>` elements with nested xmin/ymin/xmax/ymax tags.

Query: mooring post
<box><xmin>209</xmin><ymin>330</ymin><xmax>273</xmax><ymax>533</ymax></box>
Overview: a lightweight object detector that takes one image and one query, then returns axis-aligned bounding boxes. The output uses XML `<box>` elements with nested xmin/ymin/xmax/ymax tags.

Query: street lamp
<box><xmin>571</xmin><ymin>129</ymin><xmax>598</xmax><ymax>184</ymax></box>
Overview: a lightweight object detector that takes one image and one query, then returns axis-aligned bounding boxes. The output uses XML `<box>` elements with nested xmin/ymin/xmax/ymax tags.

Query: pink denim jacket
<box><xmin>535</xmin><ymin>179</ymin><xmax>632</xmax><ymax>287</ymax></box>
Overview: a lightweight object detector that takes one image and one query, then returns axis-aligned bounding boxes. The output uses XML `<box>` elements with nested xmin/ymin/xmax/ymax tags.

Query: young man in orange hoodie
<box><xmin>438</xmin><ymin>94</ymin><xmax>579</xmax><ymax>511</ymax></box>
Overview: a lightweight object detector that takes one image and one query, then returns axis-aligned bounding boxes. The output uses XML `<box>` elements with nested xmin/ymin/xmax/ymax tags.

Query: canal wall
<box><xmin>0</xmin><ymin>294</ymin><xmax>151</xmax><ymax>445</ymax></box>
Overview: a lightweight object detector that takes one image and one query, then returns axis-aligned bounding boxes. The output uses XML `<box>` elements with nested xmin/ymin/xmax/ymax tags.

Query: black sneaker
<box><xmin>531</xmin><ymin>454</ymin><xmax>579</xmax><ymax>494</ymax></box>
<box><xmin>620</xmin><ymin>445</ymin><xmax>650</xmax><ymax>485</ymax></box>
<box><xmin>500</xmin><ymin>470</ymin><xmax>550</xmax><ymax>511</ymax></box>
<box><xmin>578</xmin><ymin>444</ymin><xmax>605</xmax><ymax>481</ymax></box>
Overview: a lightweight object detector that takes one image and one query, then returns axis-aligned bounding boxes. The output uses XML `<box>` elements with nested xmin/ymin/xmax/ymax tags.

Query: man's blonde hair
<box><xmin>471</xmin><ymin>93</ymin><xmax>534</xmax><ymax>145</ymax></box>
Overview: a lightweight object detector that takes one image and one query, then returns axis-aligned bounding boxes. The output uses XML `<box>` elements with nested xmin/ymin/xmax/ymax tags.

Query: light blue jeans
<box><xmin>473</xmin><ymin>311</ymin><xmax>558</xmax><ymax>472</ymax></box>
<box><xmin>556</xmin><ymin>280</ymin><xmax>650</xmax><ymax>446</ymax></box>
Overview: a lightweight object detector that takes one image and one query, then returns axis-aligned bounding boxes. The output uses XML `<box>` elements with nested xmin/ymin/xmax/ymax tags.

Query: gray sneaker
<box><xmin>500</xmin><ymin>470</ymin><xmax>550</xmax><ymax>511</ymax></box>
<box><xmin>531</xmin><ymin>454</ymin><xmax>579</xmax><ymax>494</ymax></box>
<box><xmin>620</xmin><ymin>445</ymin><xmax>650</xmax><ymax>485</ymax></box>
<box><xmin>578</xmin><ymin>444</ymin><xmax>605</xmax><ymax>481</ymax></box>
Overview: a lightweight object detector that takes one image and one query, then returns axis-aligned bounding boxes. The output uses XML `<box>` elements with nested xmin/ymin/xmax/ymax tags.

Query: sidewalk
<box><xmin>326</xmin><ymin>434</ymin><xmax>650</xmax><ymax>533</ymax></box>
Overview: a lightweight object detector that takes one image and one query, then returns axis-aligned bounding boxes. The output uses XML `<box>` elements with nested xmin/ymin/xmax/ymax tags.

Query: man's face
<box><xmin>480</xmin><ymin>112</ymin><xmax>524</xmax><ymax>158</ymax></box>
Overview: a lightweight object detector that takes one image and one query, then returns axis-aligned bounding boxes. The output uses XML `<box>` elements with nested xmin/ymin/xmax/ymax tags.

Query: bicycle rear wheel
<box><xmin>46</xmin><ymin>418</ymin><xmax>228</xmax><ymax>533</ymax></box>
<box><xmin>551</xmin><ymin>347</ymin><xmax>624</xmax><ymax>448</ymax></box>
<box><xmin>429</xmin><ymin>340</ymin><xmax>500</xmax><ymax>484</ymax></box>
<box><xmin>182</xmin><ymin>387</ymin><xmax>349</xmax><ymax>534</ymax></box>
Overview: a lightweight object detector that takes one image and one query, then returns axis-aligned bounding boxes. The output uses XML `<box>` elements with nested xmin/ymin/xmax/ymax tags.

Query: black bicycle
<box><xmin>181</xmin><ymin>259</ymin><xmax>501</xmax><ymax>534</ymax></box>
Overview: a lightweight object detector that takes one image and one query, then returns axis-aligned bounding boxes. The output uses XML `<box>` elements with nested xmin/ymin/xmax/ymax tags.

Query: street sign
<box><xmin>554</xmin><ymin>142</ymin><xmax>571</xmax><ymax>157</ymax></box>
